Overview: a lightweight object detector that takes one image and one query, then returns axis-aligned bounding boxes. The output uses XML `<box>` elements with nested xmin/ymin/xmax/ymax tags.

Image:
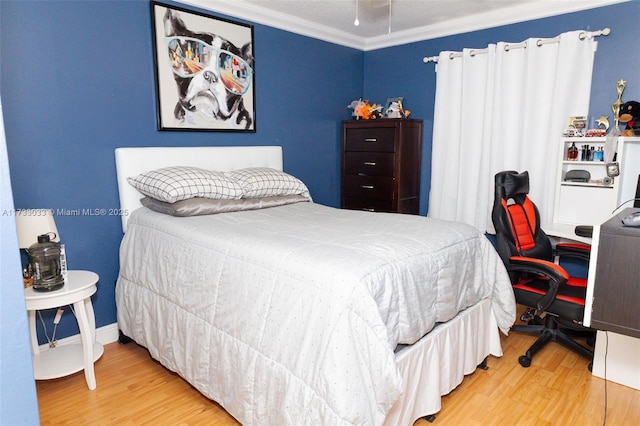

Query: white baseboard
<box><xmin>38</xmin><ymin>322</ymin><xmax>120</xmax><ymax>351</ymax></box>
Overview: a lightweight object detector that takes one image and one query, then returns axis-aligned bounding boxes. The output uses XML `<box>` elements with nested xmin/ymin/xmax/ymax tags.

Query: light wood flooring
<box><xmin>37</xmin><ymin>309</ymin><xmax>640</xmax><ymax>425</ymax></box>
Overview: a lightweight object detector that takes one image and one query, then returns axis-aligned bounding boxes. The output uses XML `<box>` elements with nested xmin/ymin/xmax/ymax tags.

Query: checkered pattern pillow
<box><xmin>229</xmin><ymin>167</ymin><xmax>309</xmax><ymax>198</ymax></box>
<box><xmin>128</xmin><ymin>166</ymin><xmax>243</xmax><ymax>203</ymax></box>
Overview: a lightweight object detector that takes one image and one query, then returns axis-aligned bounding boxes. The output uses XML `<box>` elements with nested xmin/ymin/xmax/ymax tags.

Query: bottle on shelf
<box><xmin>595</xmin><ymin>147</ymin><xmax>604</xmax><ymax>161</ymax></box>
<box><xmin>567</xmin><ymin>142</ymin><xmax>578</xmax><ymax>160</ymax></box>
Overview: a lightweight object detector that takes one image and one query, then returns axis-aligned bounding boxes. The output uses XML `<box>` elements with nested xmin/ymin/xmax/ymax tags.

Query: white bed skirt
<box><xmin>384</xmin><ymin>298</ymin><xmax>502</xmax><ymax>425</ymax></box>
<box><xmin>119</xmin><ymin>290</ymin><xmax>501</xmax><ymax>425</ymax></box>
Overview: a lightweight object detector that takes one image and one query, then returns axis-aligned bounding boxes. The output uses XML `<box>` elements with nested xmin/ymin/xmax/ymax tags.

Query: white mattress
<box><xmin>116</xmin><ymin>202</ymin><xmax>515</xmax><ymax>425</ymax></box>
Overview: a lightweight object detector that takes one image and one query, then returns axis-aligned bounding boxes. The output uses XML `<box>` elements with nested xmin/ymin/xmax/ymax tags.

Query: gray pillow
<box><xmin>141</xmin><ymin>194</ymin><xmax>311</xmax><ymax>217</ymax></box>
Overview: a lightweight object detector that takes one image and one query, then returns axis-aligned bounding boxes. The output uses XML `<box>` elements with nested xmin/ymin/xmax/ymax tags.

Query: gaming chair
<box><xmin>492</xmin><ymin>170</ymin><xmax>594</xmax><ymax>368</ymax></box>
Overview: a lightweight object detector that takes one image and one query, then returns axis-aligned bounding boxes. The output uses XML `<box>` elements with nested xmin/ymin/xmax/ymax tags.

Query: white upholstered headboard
<box><xmin>115</xmin><ymin>146</ymin><xmax>283</xmax><ymax>233</ymax></box>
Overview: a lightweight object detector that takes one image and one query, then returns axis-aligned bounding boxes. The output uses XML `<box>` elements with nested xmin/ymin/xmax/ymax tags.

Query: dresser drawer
<box><xmin>343</xmin><ymin>152</ymin><xmax>395</xmax><ymax>177</ymax></box>
<box><xmin>343</xmin><ymin>175</ymin><xmax>394</xmax><ymax>200</ymax></box>
<box><xmin>342</xmin><ymin>197</ymin><xmax>393</xmax><ymax>213</ymax></box>
<box><xmin>344</xmin><ymin>127</ymin><xmax>396</xmax><ymax>152</ymax></box>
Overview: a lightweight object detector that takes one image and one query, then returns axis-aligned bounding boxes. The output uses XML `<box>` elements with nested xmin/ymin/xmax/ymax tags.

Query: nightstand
<box><xmin>25</xmin><ymin>270</ymin><xmax>104</xmax><ymax>390</ymax></box>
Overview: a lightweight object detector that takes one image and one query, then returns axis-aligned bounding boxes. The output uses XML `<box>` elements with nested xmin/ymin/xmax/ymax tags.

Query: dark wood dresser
<box><xmin>341</xmin><ymin>119</ymin><xmax>422</xmax><ymax>214</ymax></box>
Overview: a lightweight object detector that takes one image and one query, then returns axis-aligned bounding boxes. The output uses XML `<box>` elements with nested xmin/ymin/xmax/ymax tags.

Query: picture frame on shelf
<box><xmin>383</xmin><ymin>97</ymin><xmax>403</xmax><ymax>118</ymax></box>
<box><xmin>151</xmin><ymin>1</ymin><xmax>255</xmax><ymax>132</ymax></box>
<box><xmin>568</xmin><ymin>116</ymin><xmax>587</xmax><ymax>136</ymax></box>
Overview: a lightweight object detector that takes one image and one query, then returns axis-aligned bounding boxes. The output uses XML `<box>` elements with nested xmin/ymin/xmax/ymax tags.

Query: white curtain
<box><xmin>429</xmin><ymin>30</ymin><xmax>597</xmax><ymax>232</ymax></box>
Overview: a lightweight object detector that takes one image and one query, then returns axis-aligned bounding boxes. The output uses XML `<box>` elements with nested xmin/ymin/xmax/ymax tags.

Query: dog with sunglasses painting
<box><xmin>163</xmin><ymin>8</ymin><xmax>253</xmax><ymax>129</ymax></box>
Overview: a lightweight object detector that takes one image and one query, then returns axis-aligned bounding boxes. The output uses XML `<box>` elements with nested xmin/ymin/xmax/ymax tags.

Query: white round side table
<box><xmin>24</xmin><ymin>270</ymin><xmax>104</xmax><ymax>390</ymax></box>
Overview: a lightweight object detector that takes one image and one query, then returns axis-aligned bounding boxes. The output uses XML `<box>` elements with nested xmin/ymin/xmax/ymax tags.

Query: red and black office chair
<box><xmin>492</xmin><ymin>170</ymin><xmax>594</xmax><ymax>368</ymax></box>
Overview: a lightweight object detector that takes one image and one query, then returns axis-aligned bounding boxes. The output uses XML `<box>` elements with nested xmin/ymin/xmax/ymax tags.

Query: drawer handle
<box><xmin>363</xmin><ymin>161</ymin><xmax>377</xmax><ymax>166</ymax></box>
<box><xmin>363</xmin><ymin>208</ymin><xmax>375</xmax><ymax>212</ymax></box>
<box><xmin>361</xmin><ymin>185</ymin><xmax>374</xmax><ymax>189</ymax></box>
<box><xmin>364</xmin><ymin>138</ymin><xmax>377</xmax><ymax>142</ymax></box>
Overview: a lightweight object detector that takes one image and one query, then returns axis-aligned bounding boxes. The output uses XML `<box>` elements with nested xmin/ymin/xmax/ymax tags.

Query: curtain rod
<box><xmin>422</xmin><ymin>27</ymin><xmax>610</xmax><ymax>63</ymax></box>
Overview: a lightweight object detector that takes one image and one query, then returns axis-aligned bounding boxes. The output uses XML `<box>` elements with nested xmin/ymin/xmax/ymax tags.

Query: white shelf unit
<box><xmin>551</xmin><ymin>136</ymin><xmax>640</xmax><ymax>237</ymax></box>
<box><xmin>617</xmin><ymin>137</ymin><xmax>640</xmax><ymax>207</ymax></box>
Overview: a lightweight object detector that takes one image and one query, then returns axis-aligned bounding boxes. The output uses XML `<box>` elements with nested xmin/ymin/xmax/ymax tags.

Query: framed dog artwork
<box><xmin>151</xmin><ymin>2</ymin><xmax>255</xmax><ymax>132</ymax></box>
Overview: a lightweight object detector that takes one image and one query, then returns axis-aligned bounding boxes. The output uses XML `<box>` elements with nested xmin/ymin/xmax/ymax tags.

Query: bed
<box><xmin>114</xmin><ymin>145</ymin><xmax>516</xmax><ymax>425</ymax></box>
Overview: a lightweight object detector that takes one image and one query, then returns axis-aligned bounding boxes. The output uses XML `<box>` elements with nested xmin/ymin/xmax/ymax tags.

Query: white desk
<box><xmin>544</xmin><ymin>225</ymin><xmax>591</xmax><ymax>245</ymax></box>
<box><xmin>25</xmin><ymin>270</ymin><xmax>104</xmax><ymax>390</ymax></box>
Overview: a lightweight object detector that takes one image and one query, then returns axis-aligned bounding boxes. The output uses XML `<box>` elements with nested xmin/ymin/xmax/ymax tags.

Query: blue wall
<box><xmin>1</xmin><ymin>0</ymin><xmax>638</xmax><ymax>421</ymax></box>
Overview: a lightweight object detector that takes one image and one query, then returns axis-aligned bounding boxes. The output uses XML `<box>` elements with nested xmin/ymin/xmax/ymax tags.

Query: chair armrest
<box><xmin>509</xmin><ymin>255</ymin><xmax>569</xmax><ymax>311</ymax></box>
<box><xmin>555</xmin><ymin>242</ymin><xmax>590</xmax><ymax>262</ymax></box>
<box><xmin>574</xmin><ymin>225</ymin><xmax>593</xmax><ymax>238</ymax></box>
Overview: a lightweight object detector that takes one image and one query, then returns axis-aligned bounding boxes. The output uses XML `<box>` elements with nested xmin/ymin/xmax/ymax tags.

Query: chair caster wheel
<box><xmin>519</xmin><ymin>355</ymin><xmax>531</xmax><ymax>367</ymax></box>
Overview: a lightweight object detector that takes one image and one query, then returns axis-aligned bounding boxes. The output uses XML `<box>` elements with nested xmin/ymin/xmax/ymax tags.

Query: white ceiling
<box><xmin>179</xmin><ymin>0</ymin><xmax>628</xmax><ymax>50</ymax></box>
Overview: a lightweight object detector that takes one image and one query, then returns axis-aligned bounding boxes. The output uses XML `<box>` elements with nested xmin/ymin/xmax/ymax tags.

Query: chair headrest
<box><xmin>499</xmin><ymin>171</ymin><xmax>530</xmax><ymax>199</ymax></box>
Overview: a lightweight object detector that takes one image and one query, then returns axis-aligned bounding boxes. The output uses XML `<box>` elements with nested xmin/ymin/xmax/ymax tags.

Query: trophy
<box><xmin>612</xmin><ymin>79</ymin><xmax>626</xmax><ymax>127</ymax></box>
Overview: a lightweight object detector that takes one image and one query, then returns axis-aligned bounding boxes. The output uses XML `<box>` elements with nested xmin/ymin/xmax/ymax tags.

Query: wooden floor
<box><xmin>37</xmin><ymin>311</ymin><xmax>640</xmax><ymax>425</ymax></box>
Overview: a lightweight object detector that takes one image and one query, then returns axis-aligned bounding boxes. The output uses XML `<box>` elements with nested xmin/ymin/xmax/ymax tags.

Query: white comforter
<box><xmin>116</xmin><ymin>202</ymin><xmax>515</xmax><ymax>425</ymax></box>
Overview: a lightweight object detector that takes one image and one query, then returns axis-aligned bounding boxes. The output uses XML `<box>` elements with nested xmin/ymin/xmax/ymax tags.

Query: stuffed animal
<box><xmin>347</xmin><ymin>99</ymin><xmax>383</xmax><ymax>120</ymax></box>
<box><xmin>618</xmin><ymin>100</ymin><xmax>640</xmax><ymax>136</ymax></box>
<box><xmin>368</xmin><ymin>103</ymin><xmax>383</xmax><ymax>119</ymax></box>
<box><xmin>347</xmin><ymin>99</ymin><xmax>366</xmax><ymax>119</ymax></box>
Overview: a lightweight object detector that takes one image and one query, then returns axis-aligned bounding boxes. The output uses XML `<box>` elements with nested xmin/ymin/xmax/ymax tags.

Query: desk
<box><xmin>585</xmin><ymin>208</ymin><xmax>640</xmax><ymax>336</ymax></box>
<box><xmin>585</xmin><ymin>208</ymin><xmax>640</xmax><ymax>390</ymax></box>
<box><xmin>544</xmin><ymin>225</ymin><xmax>592</xmax><ymax>245</ymax></box>
<box><xmin>25</xmin><ymin>270</ymin><xmax>104</xmax><ymax>390</ymax></box>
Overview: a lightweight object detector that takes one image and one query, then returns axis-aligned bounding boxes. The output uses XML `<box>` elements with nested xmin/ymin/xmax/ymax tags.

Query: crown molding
<box><xmin>177</xmin><ymin>0</ymin><xmax>367</xmax><ymax>49</ymax></box>
<box><xmin>178</xmin><ymin>0</ymin><xmax>629</xmax><ymax>52</ymax></box>
<box><xmin>364</xmin><ymin>0</ymin><xmax>629</xmax><ymax>50</ymax></box>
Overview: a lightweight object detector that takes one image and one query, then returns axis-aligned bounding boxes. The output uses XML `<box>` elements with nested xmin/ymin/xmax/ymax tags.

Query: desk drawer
<box><xmin>344</xmin><ymin>127</ymin><xmax>396</xmax><ymax>152</ymax></box>
<box><xmin>343</xmin><ymin>152</ymin><xmax>395</xmax><ymax>177</ymax></box>
<box><xmin>343</xmin><ymin>175</ymin><xmax>394</xmax><ymax>200</ymax></box>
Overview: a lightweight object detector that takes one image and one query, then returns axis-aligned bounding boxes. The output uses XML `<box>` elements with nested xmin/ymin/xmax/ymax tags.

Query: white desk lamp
<box><xmin>15</xmin><ymin>209</ymin><xmax>60</xmax><ymax>248</ymax></box>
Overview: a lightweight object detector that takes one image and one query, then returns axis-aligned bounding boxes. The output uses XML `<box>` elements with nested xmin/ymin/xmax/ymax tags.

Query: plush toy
<box><xmin>347</xmin><ymin>99</ymin><xmax>366</xmax><ymax>119</ymax></box>
<box><xmin>355</xmin><ymin>101</ymin><xmax>371</xmax><ymax>119</ymax></box>
<box><xmin>347</xmin><ymin>99</ymin><xmax>383</xmax><ymax>120</ymax></box>
<box><xmin>618</xmin><ymin>100</ymin><xmax>640</xmax><ymax>136</ymax></box>
<box><xmin>368</xmin><ymin>103</ymin><xmax>383</xmax><ymax>119</ymax></box>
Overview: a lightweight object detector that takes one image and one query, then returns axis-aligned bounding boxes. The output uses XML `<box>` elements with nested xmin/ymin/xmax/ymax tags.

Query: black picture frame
<box><xmin>151</xmin><ymin>1</ymin><xmax>255</xmax><ymax>132</ymax></box>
